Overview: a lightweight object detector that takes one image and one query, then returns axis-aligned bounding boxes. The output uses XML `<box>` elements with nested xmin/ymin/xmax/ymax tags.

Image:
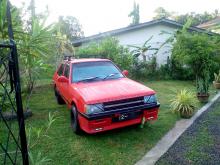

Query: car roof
<box><xmin>64</xmin><ymin>58</ymin><xmax>111</xmax><ymax>64</ymax></box>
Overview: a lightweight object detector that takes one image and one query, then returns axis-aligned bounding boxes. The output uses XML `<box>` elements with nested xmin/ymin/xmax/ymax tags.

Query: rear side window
<box><xmin>64</xmin><ymin>64</ymin><xmax>70</xmax><ymax>78</ymax></box>
<box><xmin>57</xmin><ymin>64</ymin><xmax>64</xmax><ymax>76</ymax></box>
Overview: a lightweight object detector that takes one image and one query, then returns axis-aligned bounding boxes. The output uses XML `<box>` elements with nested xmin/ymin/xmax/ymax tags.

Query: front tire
<box><xmin>71</xmin><ymin>105</ymin><xmax>82</xmax><ymax>134</ymax></box>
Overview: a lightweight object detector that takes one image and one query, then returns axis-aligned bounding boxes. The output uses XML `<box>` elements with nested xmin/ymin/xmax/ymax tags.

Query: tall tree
<box><xmin>174</xmin><ymin>11</ymin><xmax>219</xmax><ymax>26</ymax></box>
<box><xmin>153</xmin><ymin>7</ymin><xmax>219</xmax><ymax>26</ymax></box>
<box><xmin>57</xmin><ymin>16</ymin><xmax>84</xmax><ymax>41</ymax></box>
<box><xmin>128</xmin><ymin>2</ymin><xmax>140</xmax><ymax>25</ymax></box>
<box><xmin>153</xmin><ymin>7</ymin><xmax>172</xmax><ymax>20</ymax></box>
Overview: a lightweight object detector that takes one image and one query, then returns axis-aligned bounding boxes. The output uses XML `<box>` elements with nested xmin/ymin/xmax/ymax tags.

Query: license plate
<box><xmin>119</xmin><ymin>113</ymin><xmax>129</xmax><ymax>121</ymax></box>
<box><xmin>112</xmin><ymin>111</ymin><xmax>142</xmax><ymax>122</ymax></box>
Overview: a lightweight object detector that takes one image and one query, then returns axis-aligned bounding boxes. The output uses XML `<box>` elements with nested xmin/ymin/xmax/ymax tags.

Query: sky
<box><xmin>10</xmin><ymin>0</ymin><xmax>220</xmax><ymax>36</ymax></box>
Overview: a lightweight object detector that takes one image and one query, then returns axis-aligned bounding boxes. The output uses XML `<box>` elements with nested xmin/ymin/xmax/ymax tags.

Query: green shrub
<box><xmin>197</xmin><ymin>77</ymin><xmax>209</xmax><ymax>95</ymax></box>
<box><xmin>173</xmin><ymin>32</ymin><xmax>219</xmax><ymax>76</ymax></box>
<box><xmin>76</xmin><ymin>37</ymin><xmax>133</xmax><ymax>71</ymax></box>
<box><xmin>214</xmin><ymin>70</ymin><xmax>220</xmax><ymax>83</ymax></box>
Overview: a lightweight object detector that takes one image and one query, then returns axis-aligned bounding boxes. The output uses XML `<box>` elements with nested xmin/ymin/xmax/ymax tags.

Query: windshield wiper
<box><xmin>77</xmin><ymin>76</ymin><xmax>102</xmax><ymax>83</ymax></box>
<box><xmin>103</xmin><ymin>73</ymin><xmax>120</xmax><ymax>80</ymax></box>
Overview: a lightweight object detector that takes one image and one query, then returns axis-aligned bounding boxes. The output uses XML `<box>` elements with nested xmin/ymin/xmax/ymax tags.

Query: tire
<box><xmin>70</xmin><ymin>105</ymin><xmax>82</xmax><ymax>134</ymax></box>
<box><xmin>54</xmin><ymin>88</ymin><xmax>65</xmax><ymax>105</ymax></box>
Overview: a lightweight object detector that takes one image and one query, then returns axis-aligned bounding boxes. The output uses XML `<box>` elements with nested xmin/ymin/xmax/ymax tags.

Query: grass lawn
<box><xmin>0</xmin><ymin>80</ymin><xmax>217</xmax><ymax>165</ymax></box>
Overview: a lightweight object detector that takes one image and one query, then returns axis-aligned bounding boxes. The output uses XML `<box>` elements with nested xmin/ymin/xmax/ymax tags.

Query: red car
<box><xmin>53</xmin><ymin>57</ymin><xmax>160</xmax><ymax>134</ymax></box>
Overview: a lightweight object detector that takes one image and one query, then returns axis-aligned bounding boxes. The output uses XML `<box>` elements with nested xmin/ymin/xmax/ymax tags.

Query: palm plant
<box><xmin>214</xmin><ymin>70</ymin><xmax>220</xmax><ymax>83</ymax></box>
<box><xmin>0</xmin><ymin>0</ymin><xmax>68</xmax><ymax>109</ymax></box>
<box><xmin>0</xmin><ymin>0</ymin><xmax>7</xmax><ymax>39</ymax></box>
<box><xmin>128</xmin><ymin>36</ymin><xmax>159</xmax><ymax>61</ymax></box>
<box><xmin>17</xmin><ymin>16</ymin><xmax>56</xmax><ymax>108</ymax></box>
<box><xmin>213</xmin><ymin>70</ymin><xmax>220</xmax><ymax>89</ymax></box>
<box><xmin>196</xmin><ymin>71</ymin><xmax>210</xmax><ymax>103</ymax></box>
<box><xmin>171</xmin><ymin>89</ymin><xmax>197</xmax><ymax>118</ymax></box>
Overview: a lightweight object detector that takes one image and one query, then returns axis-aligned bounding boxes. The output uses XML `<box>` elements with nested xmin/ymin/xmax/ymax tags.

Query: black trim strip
<box><xmin>78</xmin><ymin>103</ymin><xmax>160</xmax><ymax>120</ymax></box>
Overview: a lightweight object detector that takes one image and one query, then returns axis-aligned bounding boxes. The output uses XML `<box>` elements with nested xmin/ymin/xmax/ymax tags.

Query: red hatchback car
<box><xmin>53</xmin><ymin>57</ymin><xmax>160</xmax><ymax>134</ymax></box>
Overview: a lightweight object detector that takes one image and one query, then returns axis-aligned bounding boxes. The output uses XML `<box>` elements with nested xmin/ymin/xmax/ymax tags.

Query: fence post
<box><xmin>6</xmin><ymin>1</ymin><xmax>29</xmax><ymax>164</ymax></box>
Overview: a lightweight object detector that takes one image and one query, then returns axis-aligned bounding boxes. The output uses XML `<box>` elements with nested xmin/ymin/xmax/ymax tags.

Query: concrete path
<box><xmin>135</xmin><ymin>91</ymin><xmax>220</xmax><ymax>165</ymax></box>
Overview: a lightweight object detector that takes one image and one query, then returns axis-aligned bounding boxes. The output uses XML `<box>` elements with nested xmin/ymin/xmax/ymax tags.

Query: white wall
<box><xmin>80</xmin><ymin>24</ymin><xmax>177</xmax><ymax>66</ymax></box>
<box><xmin>115</xmin><ymin>24</ymin><xmax>176</xmax><ymax>65</ymax></box>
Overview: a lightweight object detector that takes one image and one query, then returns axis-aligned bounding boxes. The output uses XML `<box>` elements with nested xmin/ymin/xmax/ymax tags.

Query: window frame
<box><xmin>64</xmin><ymin>64</ymin><xmax>70</xmax><ymax>79</ymax></box>
<box><xmin>57</xmin><ymin>63</ymin><xmax>65</xmax><ymax>76</ymax></box>
<box><xmin>71</xmin><ymin>61</ymin><xmax>124</xmax><ymax>83</ymax></box>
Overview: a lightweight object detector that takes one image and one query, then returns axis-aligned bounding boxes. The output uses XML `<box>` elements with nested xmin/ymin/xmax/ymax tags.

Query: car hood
<box><xmin>72</xmin><ymin>78</ymin><xmax>155</xmax><ymax>104</ymax></box>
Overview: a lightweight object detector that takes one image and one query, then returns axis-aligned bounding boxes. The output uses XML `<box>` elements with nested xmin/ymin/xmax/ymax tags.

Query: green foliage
<box><xmin>197</xmin><ymin>77</ymin><xmax>209</xmax><ymax>95</ymax></box>
<box><xmin>171</xmin><ymin>89</ymin><xmax>197</xmax><ymax>118</ymax></box>
<box><xmin>128</xmin><ymin>35</ymin><xmax>159</xmax><ymax>61</ymax></box>
<box><xmin>0</xmin><ymin>0</ymin><xmax>58</xmax><ymax>108</ymax></box>
<box><xmin>128</xmin><ymin>36</ymin><xmax>160</xmax><ymax>79</ymax></box>
<box><xmin>128</xmin><ymin>2</ymin><xmax>140</xmax><ymax>25</ymax></box>
<box><xmin>0</xmin><ymin>85</ymin><xmax>15</xmax><ymax>112</ymax></box>
<box><xmin>159</xmin><ymin>19</ymin><xmax>220</xmax><ymax>81</ymax></box>
<box><xmin>131</xmin><ymin>57</ymin><xmax>157</xmax><ymax>80</ymax></box>
<box><xmin>17</xmin><ymin>15</ymin><xmax>56</xmax><ymax>108</ymax></box>
<box><xmin>214</xmin><ymin>70</ymin><xmax>220</xmax><ymax>83</ymax></box>
<box><xmin>0</xmin><ymin>0</ymin><xmax>23</xmax><ymax>39</ymax></box>
<box><xmin>29</xmin><ymin>152</ymin><xmax>51</xmax><ymax>165</ymax></box>
<box><xmin>27</xmin><ymin>112</ymin><xmax>57</xmax><ymax>164</ymax></box>
<box><xmin>174</xmin><ymin>10</ymin><xmax>220</xmax><ymax>26</ymax></box>
<box><xmin>172</xmin><ymin>29</ymin><xmax>220</xmax><ymax>93</ymax></box>
<box><xmin>0</xmin><ymin>0</ymin><xmax>7</xmax><ymax>38</ymax></box>
<box><xmin>153</xmin><ymin>7</ymin><xmax>219</xmax><ymax>27</ymax></box>
<box><xmin>153</xmin><ymin>7</ymin><xmax>173</xmax><ymax>20</ymax></box>
<box><xmin>56</xmin><ymin>16</ymin><xmax>84</xmax><ymax>41</ymax></box>
<box><xmin>76</xmin><ymin>37</ymin><xmax>133</xmax><ymax>71</ymax></box>
<box><xmin>156</xmin><ymin>59</ymin><xmax>173</xmax><ymax>80</ymax></box>
<box><xmin>172</xmin><ymin>33</ymin><xmax>216</xmax><ymax>76</ymax></box>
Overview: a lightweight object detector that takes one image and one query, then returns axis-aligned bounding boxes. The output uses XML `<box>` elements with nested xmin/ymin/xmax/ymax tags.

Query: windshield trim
<box><xmin>71</xmin><ymin>61</ymin><xmax>124</xmax><ymax>83</ymax></box>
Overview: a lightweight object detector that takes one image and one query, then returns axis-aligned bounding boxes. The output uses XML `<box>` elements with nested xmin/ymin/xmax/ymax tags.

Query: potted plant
<box><xmin>197</xmin><ymin>77</ymin><xmax>210</xmax><ymax>103</ymax></box>
<box><xmin>213</xmin><ymin>70</ymin><xmax>220</xmax><ymax>89</ymax></box>
<box><xmin>171</xmin><ymin>89</ymin><xmax>197</xmax><ymax>118</ymax></box>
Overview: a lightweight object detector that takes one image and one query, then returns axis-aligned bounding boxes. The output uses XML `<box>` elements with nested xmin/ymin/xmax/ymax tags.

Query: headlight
<box><xmin>144</xmin><ymin>95</ymin><xmax>157</xmax><ymax>104</ymax></box>
<box><xmin>85</xmin><ymin>104</ymin><xmax>103</xmax><ymax>115</ymax></box>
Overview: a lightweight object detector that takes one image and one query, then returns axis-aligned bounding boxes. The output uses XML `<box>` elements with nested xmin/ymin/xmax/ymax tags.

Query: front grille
<box><xmin>103</xmin><ymin>96</ymin><xmax>145</xmax><ymax>111</ymax></box>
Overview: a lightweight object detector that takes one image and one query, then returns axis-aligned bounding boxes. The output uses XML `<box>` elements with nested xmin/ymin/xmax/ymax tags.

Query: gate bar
<box><xmin>6</xmin><ymin>1</ymin><xmax>29</xmax><ymax>164</ymax></box>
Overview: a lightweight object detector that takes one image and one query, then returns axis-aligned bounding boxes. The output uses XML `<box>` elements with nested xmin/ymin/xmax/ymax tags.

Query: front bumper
<box><xmin>78</xmin><ymin>103</ymin><xmax>160</xmax><ymax>134</ymax></box>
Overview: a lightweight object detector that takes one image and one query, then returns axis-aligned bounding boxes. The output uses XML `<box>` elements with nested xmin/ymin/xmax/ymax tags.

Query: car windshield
<box><xmin>72</xmin><ymin>61</ymin><xmax>124</xmax><ymax>83</ymax></box>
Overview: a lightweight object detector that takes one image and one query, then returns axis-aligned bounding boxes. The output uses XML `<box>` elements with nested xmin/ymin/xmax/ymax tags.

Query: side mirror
<box><xmin>58</xmin><ymin>76</ymin><xmax>69</xmax><ymax>83</ymax></box>
<box><xmin>122</xmin><ymin>70</ymin><xmax>129</xmax><ymax>77</ymax></box>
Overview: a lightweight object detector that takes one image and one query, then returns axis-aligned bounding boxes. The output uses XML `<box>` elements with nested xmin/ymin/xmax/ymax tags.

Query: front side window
<box><xmin>72</xmin><ymin>61</ymin><xmax>124</xmax><ymax>83</ymax></box>
<box><xmin>57</xmin><ymin>64</ymin><xmax>64</xmax><ymax>76</ymax></box>
<box><xmin>64</xmin><ymin>64</ymin><xmax>70</xmax><ymax>78</ymax></box>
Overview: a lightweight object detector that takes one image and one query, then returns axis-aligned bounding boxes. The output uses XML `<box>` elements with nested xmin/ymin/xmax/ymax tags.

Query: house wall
<box><xmin>79</xmin><ymin>24</ymin><xmax>177</xmax><ymax>66</ymax></box>
<box><xmin>115</xmin><ymin>24</ymin><xmax>176</xmax><ymax>65</ymax></box>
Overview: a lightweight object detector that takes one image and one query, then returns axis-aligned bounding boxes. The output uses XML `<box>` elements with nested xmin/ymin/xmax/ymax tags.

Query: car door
<box><xmin>55</xmin><ymin>63</ymin><xmax>65</xmax><ymax>92</ymax></box>
<box><xmin>62</xmin><ymin>63</ymin><xmax>70</xmax><ymax>102</ymax></box>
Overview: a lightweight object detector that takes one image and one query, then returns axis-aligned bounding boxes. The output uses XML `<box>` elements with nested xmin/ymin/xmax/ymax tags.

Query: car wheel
<box><xmin>54</xmin><ymin>88</ymin><xmax>65</xmax><ymax>105</ymax></box>
<box><xmin>71</xmin><ymin>105</ymin><xmax>82</xmax><ymax>134</ymax></box>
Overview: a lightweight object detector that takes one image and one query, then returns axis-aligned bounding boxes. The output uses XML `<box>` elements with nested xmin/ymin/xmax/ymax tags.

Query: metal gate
<box><xmin>0</xmin><ymin>1</ymin><xmax>29</xmax><ymax>165</ymax></box>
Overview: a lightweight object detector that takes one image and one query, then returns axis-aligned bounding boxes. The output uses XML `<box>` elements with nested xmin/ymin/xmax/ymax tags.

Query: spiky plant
<box><xmin>214</xmin><ymin>70</ymin><xmax>220</xmax><ymax>83</ymax></box>
<box><xmin>171</xmin><ymin>89</ymin><xmax>197</xmax><ymax>118</ymax></box>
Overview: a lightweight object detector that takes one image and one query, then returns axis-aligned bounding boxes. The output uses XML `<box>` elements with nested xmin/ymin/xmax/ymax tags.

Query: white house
<box><xmin>72</xmin><ymin>19</ymin><xmax>214</xmax><ymax>65</ymax></box>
